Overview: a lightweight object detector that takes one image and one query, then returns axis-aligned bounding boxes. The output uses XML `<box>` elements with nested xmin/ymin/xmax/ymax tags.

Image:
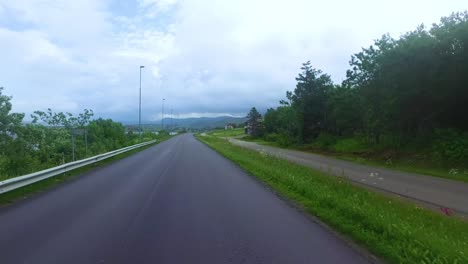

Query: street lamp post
<box><xmin>139</xmin><ymin>66</ymin><xmax>145</xmax><ymax>142</ymax></box>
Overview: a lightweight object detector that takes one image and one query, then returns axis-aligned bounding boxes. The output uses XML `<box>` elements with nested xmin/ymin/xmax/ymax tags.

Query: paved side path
<box><xmin>229</xmin><ymin>138</ymin><xmax>468</xmax><ymax>216</ymax></box>
<box><xmin>0</xmin><ymin>134</ymin><xmax>369</xmax><ymax>264</ymax></box>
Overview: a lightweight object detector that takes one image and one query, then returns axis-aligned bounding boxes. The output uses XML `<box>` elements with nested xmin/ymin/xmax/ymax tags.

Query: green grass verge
<box><xmin>334</xmin><ymin>155</ymin><xmax>468</xmax><ymax>183</ymax></box>
<box><xmin>209</xmin><ymin>128</ymin><xmax>245</xmax><ymax>137</ymax></box>
<box><xmin>0</xmin><ymin>136</ymin><xmax>172</xmax><ymax>205</ymax></box>
<box><xmin>240</xmin><ymin>137</ymin><xmax>468</xmax><ymax>183</ymax></box>
<box><xmin>197</xmin><ymin>135</ymin><xmax>468</xmax><ymax>264</ymax></box>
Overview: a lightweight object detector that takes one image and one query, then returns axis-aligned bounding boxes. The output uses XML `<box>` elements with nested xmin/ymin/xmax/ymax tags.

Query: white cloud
<box><xmin>142</xmin><ymin>0</ymin><xmax>177</xmax><ymax>8</ymax></box>
<box><xmin>0</xmin><ymin>0</ymin><xmax>175</xmax><ymax>120</ymax></box>
<box><xmin>156</xmin><ymin>0</ymin><xmax>468</xmax><ymax>115</ymax></box>
<box><xmin>114</xmin><ymin>29</ymin><xmax>175</xmax><ymax>63</ymax></box>
<box><xmin>0</xmin><ymin>28</ymin><xmax>70</xmax><ymax>64</ymax></box>
<box><xmin>138</xmin><ymin>0</ymin><xmax>178</xmax><ymax>17</ymax></box>
<box><xmin>2</xmin><ymin>1</ymin><xmax>112</xmax><ymax>47</ymax></box>
<box><xmin>0</xmin><ymin>0</ymin><xmax>467</xmax><ymax>122</ymax></box>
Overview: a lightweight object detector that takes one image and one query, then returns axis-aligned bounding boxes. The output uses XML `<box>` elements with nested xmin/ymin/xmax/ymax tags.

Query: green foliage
<box><xmin>261</xmin><ymin>12</ymin><xmax>468</xmax><ymax>167</ymax></box>
<box><xmin>246</xmin><ymin>107</ymin><xmax>264</xmax><ymax>138</ymax></box>
<box><xmin>209</xmin><ymin>128</ymin><xmax>245</xmax><ymax>137</ymax></box>
<box><xmin>264</xmin><ymin>133</ymin><xmax>293</xmax><ymax>147</ymax></box>
<box><xmin>264</xmin><ymin>105</ymin><xmax>299</xmax><ymax>143</ymax></box>
<box><xmin>88</xmin><ymin>118</ymin><xmax>127</xmax><ymax>153</ymax></box>
<box><xmin>433</xmin><ymin>129</ymin><xmax>468</xmax><ymax>163</ymax></box>
<box><xmin>0</xmin><ymin>155</ymin><xmax>7</xmax><ymax>176</ymax></box>
<box><xmin>31</xmin><ymin>108</ymin><xmax>94</xmax><ymax>129</ymax></box>
<box><xmin>0</xmin><ymin>87</ymin><xmax>25</xmax><ymax>152</ymax></box>
<box><xmin>0</xmin><ymin>136</ymin><xmax>170</xmax><ymax>205</ymax></box>
<box><xmin>332</xmin><ymin>137</ymin><xmax>369</xmax><ymax>153</ymax></box>
<box><xmin>263</xmin><ymin>133</ymin><xmax>278</xmax><ymax>142</ymax></box>
<box><xmin>0</xmin><ymin>87</ymin><xmax>153</xmax><ymax>180</ymax></box>
<box><xmin>287</xmin><ymin>61</ymin><xmax>334</xmax><ymax>142</ymax></box>
<box><xmin>310</xmin><ymin>132</ymin><xmax>337</xmax><ymax>149</ymax></box>
<box><xmin>198</xmin><ymin>135</ymin><xmax>468</xmax><ymax>264</ymax></box>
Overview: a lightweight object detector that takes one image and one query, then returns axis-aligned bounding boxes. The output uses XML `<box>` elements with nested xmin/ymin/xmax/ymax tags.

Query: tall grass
<box><xmin>209</xmin><ymin>127</ymin><xmax>245</xmax><ymax>137</ymax></box>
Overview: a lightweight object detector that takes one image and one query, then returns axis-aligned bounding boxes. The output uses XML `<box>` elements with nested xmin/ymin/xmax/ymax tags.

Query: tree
<box><xmin>429</xmin><ymin>12</ymin><xmax>468</xmax><ymax>131</ymax></box>
<box><xmin>88</xmin><ymin>118</ymin><xmax>127</xmax><ymax>153</ymax></box>
<box><xmin>264</xmin><ymin>105</ymin><xmax>299</xmax><ymax>146</ymax></box>
<box><xmin>0</xmin><ymin>87</ymin><xmax>149</xmax><ymax>178</ymax></box>
<box><xmin>287</xmin><ymin>61</ymin><xmax>334</xmax><ymax>143</ymax></box>
<box><xmin>0</xmin><ymin>87</ymin><xmax>24</xmax><ymax>138</ymax></box>
<box><xmin>0</xmin><ymin>87</ymin><xmax>25</xmax><ymax>153</ymax></box>
<box><xmin>249</xmin><ymin>12</ymin><xmax>468</xmax><ymax>167</ymax></box>
<box><xmin>246</xmin><ymin>107</ymin><xmax>264</xmax><ymax>138</ymax></box>
<box><xmin>31</xmin><ymin>108</ymin><xmax>93</xmax><ymax>129</ymax></box>
<box><xmin>345</xmin><ymin>13</ymin><xmax>468</xmax><ymax>144</ymax></box>
<box><xmin>0</xmin><ymin>87</ymin><xmax>33</xmax><ymax>176</ymax></box>
<box><xmin>264</xmin><ymin>108</ymin><xmax>279</xmax><ymax>135</ymax></box>
<box><xmin>327</xmin><ymin>85</ymin><xmax>362</xmax><ymax>136</ymax></box>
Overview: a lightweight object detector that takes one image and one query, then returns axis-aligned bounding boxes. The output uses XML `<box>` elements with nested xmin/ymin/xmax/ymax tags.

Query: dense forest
<box><xmin>0</xmin><ymin>87</ymin><xmax>161</xmax><ymax>180</ymax></box>
<box><xmin>250</xmin><ymin>12</ymin><xmax>468</xmax><ymax>168</ymax></box>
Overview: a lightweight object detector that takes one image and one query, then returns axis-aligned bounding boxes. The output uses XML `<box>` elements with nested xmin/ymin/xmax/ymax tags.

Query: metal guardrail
<box><xmin>0</xmin><ymin>140</ymin><xmax>157</xmax><ymax>194</ymax></box>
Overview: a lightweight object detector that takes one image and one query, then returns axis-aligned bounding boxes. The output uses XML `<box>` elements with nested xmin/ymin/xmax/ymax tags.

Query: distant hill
<box><xmin>168</xmin><ymin>116</ymin><xmax>246</xmax><ymax>129</ymax></box>
<box><xmin>134</xmin><ymin>116</ymin><xmax>247</xmax><ymax>130</ymax></box>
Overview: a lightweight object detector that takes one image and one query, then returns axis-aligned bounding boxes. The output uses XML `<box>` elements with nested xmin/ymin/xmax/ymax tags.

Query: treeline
<box><xmin>0</xmin><ymin>87</ymin><xmax>160</xmax><ymax>179</ymax></box>
<box><xmin>254</xmin><ymin>12</ymin><xmax>468</xmax><ymax>165</ymax></box>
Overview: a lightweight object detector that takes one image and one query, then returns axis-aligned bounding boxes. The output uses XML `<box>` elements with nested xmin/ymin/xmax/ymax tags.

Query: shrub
<box><xmin>432</xmin><ymin>129</ymin><xmax>468</xmax><ymax>164</ymax></box>
<box><xmin>311</xmin><ymin>132</ymin><xmax>337</xmax><ymax>150</ymax></box>
<box><xmin>332</xmin><ymin>137</ymin><xmax>369</xmax><ymax>153</ymax></box>
<box><xmin>277</xmin><ymin>133</ymin><xmax>294</xmax><ymax>147</ymax></box>
<box><xmin>0</xmin><ymin>155</ymin><xmax>8</xmax><ymax>179</ymax></box>
<box><xmin>264</xmin><ymin>133</ymin><xmax>279</xmax><ymax>142</ymax></box>
<box><xmin>264</xmin><ymin>133</ymin><xmax>295</xmax><ymax>147</ymax></box>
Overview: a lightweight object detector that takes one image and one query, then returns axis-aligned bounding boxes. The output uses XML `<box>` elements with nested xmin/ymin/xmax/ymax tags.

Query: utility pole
<box><xmin>139</xmin><ymin>65</ymin><xmax>144</xmax><ymax>142</ymax></box>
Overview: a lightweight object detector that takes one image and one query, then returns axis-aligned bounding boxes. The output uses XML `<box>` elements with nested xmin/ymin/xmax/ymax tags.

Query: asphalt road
<box><xmin>229</xmin><ymin>138</ymin><xmax>468</xmax><ymax>216</ymax></box>
<box><xmin>0</xmin><ymin>134</ymin><xmax>370</xmax><ymax>264</ymax></box>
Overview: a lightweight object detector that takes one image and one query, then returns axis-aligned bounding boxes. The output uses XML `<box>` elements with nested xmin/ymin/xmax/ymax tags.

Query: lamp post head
<box><xmin>140</xmin><ymin>65</ymin><xmax>145</xmax><ymax>69</ymax></box>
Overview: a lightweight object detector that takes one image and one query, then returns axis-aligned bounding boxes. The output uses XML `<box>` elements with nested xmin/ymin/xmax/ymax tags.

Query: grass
<box><xmin>334</xmin><ymin>154</ymin><xmax>468</xmax><ymax>183</ymax></box>
<box><xmin>299</xmin><ymin>136</ymin><xmax>468</xmax><ymax>183</ymax></box>
<box><xmin>0</xmin><ymin>136</ymin><xmax>172</xmax><ymax>205</ymax></box>
<box><xmin>197</xmin><ymin>135</ymin><xmax>468</xmax><ymax>264</ymax></box>
<box><xmin>240</xmin><ymin>136</ymin><xmax>468</xmax><ymax>183</ymax></box>
<box><xmin>208</xmin><ymin>127</ymin><xmax>245</xmax><ymax>137</ymax></box>
<box><xmin>242</xmin><ymin>136</ymin><xmax>280</xmax><ymax>146</ymax></box>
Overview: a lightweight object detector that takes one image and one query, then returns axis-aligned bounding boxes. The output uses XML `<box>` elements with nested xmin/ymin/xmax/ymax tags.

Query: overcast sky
<box><xmin>0</xmin><ymin>0</ymin><xmax>466</xmax><ymax>122</ymax></box>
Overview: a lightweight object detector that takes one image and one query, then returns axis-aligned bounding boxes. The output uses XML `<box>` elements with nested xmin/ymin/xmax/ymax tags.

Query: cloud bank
<box><xmin>0</xmin><ymin>0</ymin><xmax>466</xmax><ymax>122</ymax></box>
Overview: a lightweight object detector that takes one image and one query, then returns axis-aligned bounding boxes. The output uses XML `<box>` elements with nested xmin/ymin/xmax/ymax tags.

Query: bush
<box><xmin>264</xmin><ymin>133</ymin><xmax>279</xmax><ymax>142</ymax></box>
<box><xmin>0</xmin><ymin>155</ymin><xmax>8</xmax><ymax>179</ymax></box>
<box><xmin>264</xmin><ymin>133</ymin><xmax>294</xmax><ymax>147</ymax></box>
<box><xmin>432</xmin><ymin>129</ymin><xmax>468</xmax><ymax>164</ymax></box>
<box><xmin>277</xmin><ymin>134</ymin><xmax>294</xmax><ymax>147</ymax></box>
<box><xmin>332</xmin><ymin>137</ymin><xmax>369</xmax><ymax>153</ymax></box>
<box><xmin>311</xmin><ymin>133</ymin><xmax>337</xmax><ymax>150</ymax></box>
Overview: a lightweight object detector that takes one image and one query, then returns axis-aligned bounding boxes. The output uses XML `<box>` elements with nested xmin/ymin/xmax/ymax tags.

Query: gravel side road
<box><xmin>229</xmin><ymin>138</ymin><xmax>468</xmax><ymax>216</ymax></box>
